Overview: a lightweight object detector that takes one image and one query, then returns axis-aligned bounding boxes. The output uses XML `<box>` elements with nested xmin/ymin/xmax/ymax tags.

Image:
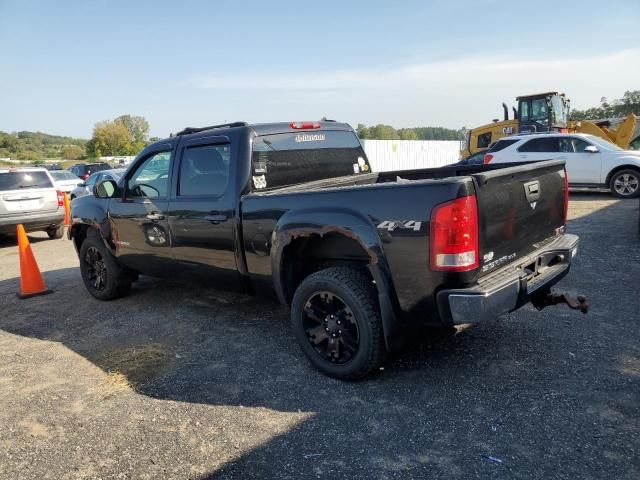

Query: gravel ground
<box><xmin>0</xmin><ymin>193</ymin><xmax>638</xmax><ymax>479</ymax></box>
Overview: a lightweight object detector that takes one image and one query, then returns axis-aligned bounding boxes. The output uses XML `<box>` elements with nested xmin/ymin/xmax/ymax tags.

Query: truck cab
<box><xmin>517</xmin><ymin>91</ymin><xmax>570</xmax><ymax>134</ymax></box>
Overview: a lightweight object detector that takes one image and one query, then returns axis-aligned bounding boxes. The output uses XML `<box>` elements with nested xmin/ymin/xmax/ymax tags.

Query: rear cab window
<box><xmin>251</xmin><ymin>130</ymin><xmax>370</xmax><ymax>190</ymax></box>
<box><xmin>0</xmin><ymin>171</ymin><xmax>53</xmax><ymax>191</ymax></box>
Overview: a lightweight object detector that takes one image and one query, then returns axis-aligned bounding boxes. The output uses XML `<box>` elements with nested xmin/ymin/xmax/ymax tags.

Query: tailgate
<box><xmin>0</xmin><ymin>189</ymin><xmax>59</xmax><ymax>215</ymax></box>
<box><xmin>471</xmin><ymin>160</ymin><xmax>567</xmax><ymax>276</ymax></box>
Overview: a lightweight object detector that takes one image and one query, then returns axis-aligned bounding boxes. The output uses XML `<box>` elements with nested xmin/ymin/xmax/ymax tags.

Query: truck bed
<box><xmin>241</xmin><ymin>159</ymin><xmax>568</xmax><ymax>322</ymax></box>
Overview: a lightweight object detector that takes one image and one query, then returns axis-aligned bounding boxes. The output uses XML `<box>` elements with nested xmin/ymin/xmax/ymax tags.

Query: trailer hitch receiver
<box><xmin>531</xmin><ymin>290</ymin><xmax>588</xmax><ymax>314</ymax></box>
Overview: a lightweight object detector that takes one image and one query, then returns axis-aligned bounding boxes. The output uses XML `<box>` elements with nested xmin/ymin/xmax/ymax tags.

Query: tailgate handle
<box><xmin>524</xmin><ymin>180</ymin><xmax>541</xmax><ymax>202</ymax></box>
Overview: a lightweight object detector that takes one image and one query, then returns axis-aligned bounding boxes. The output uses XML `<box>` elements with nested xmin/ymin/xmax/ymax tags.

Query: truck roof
<box><xmin>147</xmin><ymin>121</ymin><xmax>355</xmax><ymax>150</ymax></box>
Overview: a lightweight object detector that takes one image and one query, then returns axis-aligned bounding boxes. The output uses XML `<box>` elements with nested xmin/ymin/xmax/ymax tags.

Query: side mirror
<box><xmin>94</xmin><ymin>179</ymin><xmax>118</xmax><ymax>199</ymax></box>
<box><xmin>584</xmin><ymin>145</ymin><xmax>599</xmax><ymax>153</ymax></box>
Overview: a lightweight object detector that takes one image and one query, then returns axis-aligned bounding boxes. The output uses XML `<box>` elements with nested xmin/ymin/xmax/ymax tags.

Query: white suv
<box><xmin>0</xmin><ymin>167</ymin><xmax>65</xmax><ymax>238</ymax></box>
<box><xmin>484</xmin><ymin>133</ymin><xmax>640</xmax><ymax>198</ymax></box>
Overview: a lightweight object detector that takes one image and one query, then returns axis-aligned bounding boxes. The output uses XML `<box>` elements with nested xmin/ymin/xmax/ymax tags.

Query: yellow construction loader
<box><xmin>461</xmin><ymin>91</ymin><xmax>638</xmax><ymax>159</ymax></box>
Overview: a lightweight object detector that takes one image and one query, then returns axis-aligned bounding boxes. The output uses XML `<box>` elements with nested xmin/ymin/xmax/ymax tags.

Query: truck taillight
<box><xmin>56</xmin><ymin>190</ymin><xmax>64</xmax><ymax>207</ymax></box>
<box><xmin>290</xmin><ymin>121</ymin><xmax>321</xmax><ymax>129</ymax></box>
<box><xmin>483</xmin><ymin>154</ymin><xmax>493</xmax><ymax>164</ymax></box>
<box><xmin>430</xmin><ymin>195</ymin><xmax>479</xmax><ymax>271</ymax></box>
<box><xmin>564</xmin><ymin>168</ymin><xmax>569</xmax><ymax>225</ymax></box>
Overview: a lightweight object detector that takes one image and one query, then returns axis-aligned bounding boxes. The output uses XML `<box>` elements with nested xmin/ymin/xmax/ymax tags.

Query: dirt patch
<box><xmin>18</xmin><ymin>419</ymin><xmax>51</xmax><ymax>438</ymax></box>
<box><xmin>96</xmin><ymin>343</ymin><xmax>175</xmax><ymax>389</ymax></box>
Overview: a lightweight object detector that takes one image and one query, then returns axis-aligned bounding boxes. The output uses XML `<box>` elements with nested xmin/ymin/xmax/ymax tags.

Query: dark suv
<box><xmin>69</xmin><ymin>163</ymin><xmax>111</xmax><ymax>181</ymax></box>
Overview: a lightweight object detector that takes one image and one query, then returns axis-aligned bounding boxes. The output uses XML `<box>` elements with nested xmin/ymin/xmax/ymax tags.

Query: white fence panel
<box><xmin>361</xmin><ymin>140</ymin><xmax>462</xmax><ymax>172</ymax></box>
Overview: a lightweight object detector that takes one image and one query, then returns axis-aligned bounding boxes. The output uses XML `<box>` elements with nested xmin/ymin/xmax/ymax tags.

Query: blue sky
<box><xmin>1</xmin><ymin>0</ymin><xmax>639</xmax><ymax>138</ymax></box>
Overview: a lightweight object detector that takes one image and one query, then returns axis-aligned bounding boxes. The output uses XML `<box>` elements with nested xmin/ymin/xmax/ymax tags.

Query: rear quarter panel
<box><xmin>241</xmin><ymin>179</ymin><xmax>471</xmax><ymax>321</ymax></box>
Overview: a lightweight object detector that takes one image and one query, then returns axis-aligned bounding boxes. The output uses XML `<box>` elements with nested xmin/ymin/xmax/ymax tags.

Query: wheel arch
<box><xmin>605</xmin><ymin>164</ymin><xmax>640</xmax><ymax>186</ymax></box>
<box><xmin>271</xmin><ymin>208</ymin><xmax>403</xmax><ymax>350</ymax></box>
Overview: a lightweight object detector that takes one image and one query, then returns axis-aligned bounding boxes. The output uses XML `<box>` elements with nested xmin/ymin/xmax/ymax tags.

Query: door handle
<box><xmin>204</xmin><ymin>212</ymin><xmax>227</xmax><ymax>223</ymax></box>
<box><xmin>146</xmin><ymin>213</ymin><xmax>165</xmax><ymax>221</ymax></box>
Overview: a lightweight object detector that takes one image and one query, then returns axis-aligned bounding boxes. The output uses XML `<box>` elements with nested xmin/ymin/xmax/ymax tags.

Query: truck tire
<box><xmin>79</xmin><ymin>233</ymin><xmax>132</xmax><ymax>301</ymax></box>
<box><xmin>290</xmin><ymin>266</ymin><xmax>385</xmax><ymax>380</ymax></box>
<box><xmin>609</xmin><ymin>169</ymin><xmax>640</xmax><ymax>198</ymax></box>
<box><xmin>47</xmin><ymin>224</ymin><xmax>64</xmax><ymax>239</ymax></box>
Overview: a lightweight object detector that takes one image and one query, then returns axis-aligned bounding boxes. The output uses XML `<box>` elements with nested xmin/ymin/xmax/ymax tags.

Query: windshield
<box><xmin>0</xmin><ymin>171</ymin><xmax>53</xmax><ymax>191</ymax></box>
<box><xmin>586</xmin><ymin>135</ymin><xmax>624</xmax><ymax>151</ymax></box>
<box><xmin>530</xmin><ymin>99</ymin><xmax>549</xmax><ymax>126</ymax></box>
<box><xmin>251</xmin><ymin>130</ymin><xmax>369</xmax><ymax>189</ymax></box>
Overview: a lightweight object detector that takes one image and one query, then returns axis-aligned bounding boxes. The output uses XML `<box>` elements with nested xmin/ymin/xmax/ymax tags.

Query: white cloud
<box><xmin>188</xmin><ymin>49</ymin><xmax>639</xmax><ymax>129</ymax></box>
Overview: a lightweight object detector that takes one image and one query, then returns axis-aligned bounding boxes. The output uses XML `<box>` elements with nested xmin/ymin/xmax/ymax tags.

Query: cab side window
<box><xmin>127</xmin><ymin>151</ymin><xmax>171</xmax><ymax>198</ymax></box>
<box><xmin>520</xmin><ymin>101</ymin><xmax>530</xmax><ymax>121</ymax></box>
<box><xmin>571</xmin><ymin>138</ymin><xmax>591</xmax><ymax>152</ymax></box>
<box><xmin>558</xmin><ymin>138</ymin><xmax>573</xmax><ymax>153</ymax></box>
<box><xmin>178</xmin><ymin>144</ymin><xmax>230</xmax><ymax>197</ymax></box>
<box><xmin>518</xmin><ymin>137</ymin><xmax>560</xmax><ymax>153</ymax></box>
<box><xmin>86</xmin><ymin>173</ymin><xmax>101</xmax><ymax>187</ymax></box>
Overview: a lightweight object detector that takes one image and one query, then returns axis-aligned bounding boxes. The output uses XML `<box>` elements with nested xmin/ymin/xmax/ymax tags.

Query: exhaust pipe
<box><xmin>513</xmin><ymin>107</ymin><xmax>518</xmax><ymax>120</ymax></box>
<box><xmin>502</xmin><ymin>102</ymin><xmax>509</xmax><ymax>121</ymax></box>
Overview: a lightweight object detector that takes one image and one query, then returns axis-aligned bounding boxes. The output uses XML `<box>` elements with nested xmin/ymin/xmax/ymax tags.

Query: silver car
<box><xmin>0</xmin><ymin>167</ymin><xmax>65</xmax><ymax>238</ymax></box>
<box><xmin>70</xmin><ymin>168</ymin><xmax>125</xmax><ymax>200</ymax></box>
<box><xmin>49</xmin><ymin>169</ymin><xmax>83</xmax><ymax>193</ymax></box>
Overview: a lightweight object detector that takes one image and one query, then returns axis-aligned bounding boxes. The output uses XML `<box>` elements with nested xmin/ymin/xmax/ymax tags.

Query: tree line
<box><xmin>357</xmin><ymin>124</ymin><xmax>462</xmax><ymax>140</ymax></box>
<box><xmin>85</xmin><ymin>115</ymin><xmax>151</xmax><ymax>157</ymax></box>
<box><xmin>0</xmin><ymin>131</ymin><xmax>87</xmax><ymax>161</ymax></box>
<box><xmin>569</xmin><ymin>90</ymin><xmax>639</xmax><ymax>120</ymax></box>
<box><xmin>2</xmin><ymin>90</ymin><xmax>637</xmax><ymax>161</ymax></box>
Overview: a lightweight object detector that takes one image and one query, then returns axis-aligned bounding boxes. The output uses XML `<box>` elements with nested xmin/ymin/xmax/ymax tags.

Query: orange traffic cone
<box><xmin>63</xmin><ymin>192</ymin><xmax>71</xmax><ymax>227</ymax></box>
<box><xmin>16</xmin><ymin>224</ymin><xmax>52</xmax><ymax>299</ymax></box>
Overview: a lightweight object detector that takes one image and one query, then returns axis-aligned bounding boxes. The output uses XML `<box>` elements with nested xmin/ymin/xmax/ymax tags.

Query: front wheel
<box><xmin>290</xmin><ymin>266</ymin><xmax>385</xmax><ymax>380</ymax></box>
<box><xmin>609</xmin><ymin>169</ymin><xmax>640</xmax><ymax>198</ymax></box>
<box><xmin>79</xmin><ymin>234</ymin><xmax>132</xmax><ymax>300</ymax></box>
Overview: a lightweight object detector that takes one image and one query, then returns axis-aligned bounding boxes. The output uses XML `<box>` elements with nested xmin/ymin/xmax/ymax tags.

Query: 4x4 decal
<box><xmin>377</xmin><ymin>220</ymin><xmax>422</xmax><ymax>232</ymax></box>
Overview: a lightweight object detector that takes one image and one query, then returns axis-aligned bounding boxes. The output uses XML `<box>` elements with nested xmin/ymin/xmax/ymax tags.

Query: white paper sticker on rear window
<box><xmin>295</xmin><ymin>133</ymin><xmax>326</xmax><ymax>143</ymax></box>
<box><xmin>253</xmin><ymin>175</ymin><xmax>267</xmax><ymax>189</ymax></box>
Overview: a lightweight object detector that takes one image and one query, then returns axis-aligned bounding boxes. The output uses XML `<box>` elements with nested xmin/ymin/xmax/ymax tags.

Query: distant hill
<box><xmin>0</xmin><ymin>131</ymin><xmax>87</xmax><ymax>161</ymax></box>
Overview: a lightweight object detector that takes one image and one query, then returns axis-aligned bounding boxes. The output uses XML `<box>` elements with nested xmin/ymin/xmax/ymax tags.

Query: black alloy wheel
<box><xmin>302</xmin><ymin>291</ymin><xmax>360</xmax><ymax>364</ymax></box>
<box><xmin>291</xmin><ymin>266</ymin><xmax>385</xmax><ymax>380</ymax></box>
<box><xmin>84</xmin><ymin>246</ymin><xmax>107</xmax><ymax>291</ymax></box>
<box><xmin>78</xmin><ymin>232</ymin><xmax>133</xmax><ymax>301</ymax></box>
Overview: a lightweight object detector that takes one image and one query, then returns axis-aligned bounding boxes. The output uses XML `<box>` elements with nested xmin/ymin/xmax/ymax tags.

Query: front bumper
<box><xmin>0</xmin><ymin>210</ymin><xmax>65</xmax><ymax>234</ymax></box>
<box><xmin>437</xmin><ymin>234</ymin><xmax>579</xmax><ymax>324</ymax></box>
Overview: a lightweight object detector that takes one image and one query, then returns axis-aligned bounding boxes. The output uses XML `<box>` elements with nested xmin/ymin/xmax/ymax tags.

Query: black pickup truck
<box><xmin>70</xmin><ymin>121</ymin><xmax>585</xmax><ymax>379</ymax></box>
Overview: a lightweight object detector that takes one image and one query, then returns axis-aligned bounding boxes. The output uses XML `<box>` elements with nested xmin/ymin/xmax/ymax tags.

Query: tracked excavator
<box><xmin>461</xmin><ymin>91</ymin><xmax>639</xmax><ymax>159</ymax></box>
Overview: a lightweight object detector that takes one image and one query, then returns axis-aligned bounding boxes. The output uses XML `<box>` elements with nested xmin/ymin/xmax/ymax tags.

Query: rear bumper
<box><xmin>0</xmin><ymin>211</ymin><xmax>64</xmax><ymax>234</ymax></box>
<box><xmin>437</xmin><ymin>234</ymin><xmax>579</xmax><ymax>324</ymax></box>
